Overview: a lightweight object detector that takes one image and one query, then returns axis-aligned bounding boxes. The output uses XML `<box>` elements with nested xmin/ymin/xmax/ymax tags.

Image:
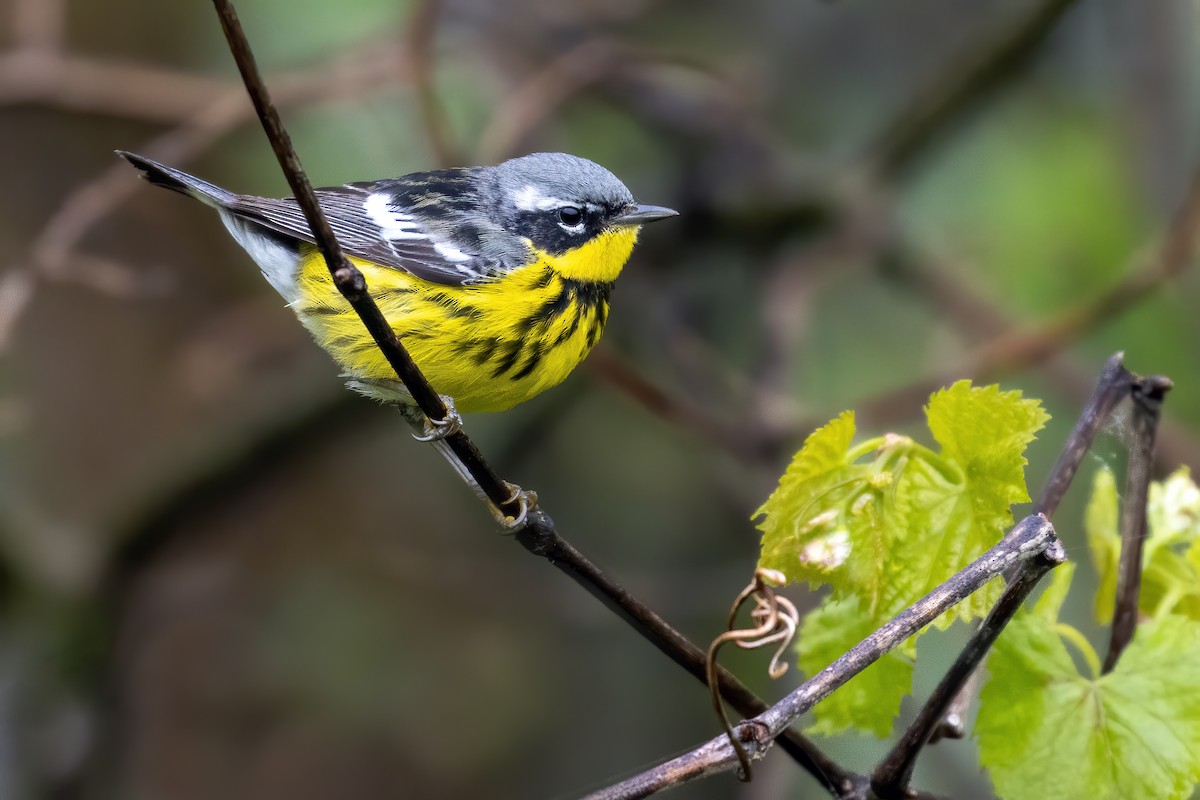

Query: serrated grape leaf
<box><xmin>796</xmin><ymin>595</ymin><xmax>913</xmax><ymax>737</ymax></box>
<box><xmin>978</xmin><ymin>611</ymin><xmax>1200</xmax><ymax>800</ymax></box>
<box><xmin>1087</xmin><ymin>467</ymin><xmax>1200</xmax><ymax>623</ymax></box>
<box><xmin>907</xmin><ymin>382</ymin><xmax>1049</xmax><ymax>622</ymax></box>
<box><xmin>757</xmin><ymin>384</ymin><xmax>1046</xmax><ymax>622</ymax></box>
<box><xmin>927</xmin><ymin>381</ymin><xmax>1048</xmax><ymax>519</ymax></box>
<box><xmin>755</xmin><ymin>383</ymin><xmax>1047</xmax><ymax>737</ymax></box>
<box><xmin>756</xmin><ymin>412</ymin><xmax>873</xmax><ymax>591</ymax></box>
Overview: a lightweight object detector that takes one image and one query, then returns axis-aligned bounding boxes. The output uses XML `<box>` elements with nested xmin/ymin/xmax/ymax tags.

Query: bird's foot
<box><xmin>494</xmin><ymin>482</ymin><xmax>538</xmax><ymax>532</ymax></box>
<box><xmin>411</xmin><ymin>396</ymin><xmax>463</xmax><ymax>442</ymax></box>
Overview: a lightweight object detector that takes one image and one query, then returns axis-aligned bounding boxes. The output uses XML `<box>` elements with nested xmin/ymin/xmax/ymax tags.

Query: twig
<box><xmin>1103</xmin><ymin>372</ymin><xmax>1172</xmax><ymax>672</ymax></box>
<box><xmin>1036</xmin><ymin>353</ymin><xmax>1135</xmax><ymax>517</ymax></box>
<box><xmin>921</xmin><ymin>353</ymin><xmax>1133</xmax><ymax>751</ymax></box>
<box><xmin>583</xmin><ymin>514</ymin><xmax>1060</xmax><ymax>799</ymax></box>
<box><xmin>927</xmin><ymin>665</ymin><xmax>981</xmax><ymax>743</ymax></box>
<box><xmin>206</xmin><ymin>0</ymin><xmax>846</xmax><ymax>789</ymax></box>
<box><xmin>869</xmin><ymin>546</ymin><xmax>1063</xmax><ymax>798</ymax></box>
<box><xmin>513</xmin><ymin>515</ymin><xmax>850</xmax><ymax>794</ymax></box>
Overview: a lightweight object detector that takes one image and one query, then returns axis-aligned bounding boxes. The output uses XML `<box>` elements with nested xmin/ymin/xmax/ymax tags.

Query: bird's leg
<box><xmin>392</xmin><ymin>399</ymin><xmax>535</xmax><ymax>530</ymax></box>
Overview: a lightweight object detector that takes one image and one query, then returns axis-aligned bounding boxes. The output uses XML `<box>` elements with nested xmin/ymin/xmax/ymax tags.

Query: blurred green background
<box><xmin>1</xmin><ymin>0</ymin><xmax>1198</xmax><ymax>798</ymax></box>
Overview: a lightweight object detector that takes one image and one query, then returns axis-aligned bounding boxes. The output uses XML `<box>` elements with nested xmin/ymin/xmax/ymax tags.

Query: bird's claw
<box><xmin>412</xmin><ymin>397</ymin><xmax>463</xmax><ymax>442</ymax></box>
<box><xmin>495</xmin><ymin>482</ymin><xmax>537</xmax><ymax>532</ymax></box>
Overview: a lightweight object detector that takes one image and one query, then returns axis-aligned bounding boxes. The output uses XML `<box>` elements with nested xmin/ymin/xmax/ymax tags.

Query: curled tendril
<box><xmin>705</xmin><ymin>568</ymin><xmax>800</xmax><ymax>782</ymax></box>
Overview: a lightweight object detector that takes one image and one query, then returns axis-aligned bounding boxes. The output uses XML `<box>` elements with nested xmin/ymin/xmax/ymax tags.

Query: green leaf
<box><xmin>888</xmin><ymin>382</ymin><xmax>1048</xmax><ymax>623</ymax></box>
<box><xmin>755</xmin><ymin>412</ymin><xmax>870</xmax><ymax>590</ymax></box>
<box><xmin>796</xmin><ymin>596</ymin><xmax>913</xmax><ymax>737</ymax></box>
<box><xmin>1032</xmin><ymin>561</ymin><xmax>1075</xmax><ymax>623</ymax></box>
<box><xmin>757</xmin><ymin>384</ymin><xmax>1046</xmax><ymax>624</ymax></box>
<box><xmin>978</xmin><ymin>611</ymin><xmax>1200</xmax><ymax>800</ymax></box>
<box><xmin>1087</xmin><ymin>467</ymin><xmax>1200</xmax><ymax>623</ymax></box>
<box><xmin>926</xmin><ymin>381</ymin><xmax>1048</xmax><ymax>516</ymax></box>
<box><xmin>755</xmin><ymin>384</ymin><xmax>1048</xmax><ymax>737</ymax></box>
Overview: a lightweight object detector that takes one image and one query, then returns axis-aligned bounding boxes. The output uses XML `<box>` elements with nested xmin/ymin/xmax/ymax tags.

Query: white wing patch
<box><xmin>434</xmin><ymin>241</ymin><xmax>470</xmax><ymax>263</ymax></box>
<box><xmin>364</xmin><ymin>192</ymin><xmax>427</xmax><ymax>241</ymax></box>
<box><xmin>365</xmin><ymin>191</ymin><xmax>477</xmax><ymax>273</ymax></box>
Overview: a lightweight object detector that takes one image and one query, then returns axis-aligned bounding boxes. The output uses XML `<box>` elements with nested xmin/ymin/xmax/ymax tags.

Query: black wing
<box><xmin>226</xmin><ymin>180</ymin><xmax>503</xmax><ymax>286</ymax></box>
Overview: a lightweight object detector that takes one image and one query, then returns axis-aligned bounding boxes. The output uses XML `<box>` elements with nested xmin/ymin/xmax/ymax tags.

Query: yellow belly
<box><xmin>290</xmin><ymin>248</ymin><xmax>618</xmax><ymax>412</ymax></box>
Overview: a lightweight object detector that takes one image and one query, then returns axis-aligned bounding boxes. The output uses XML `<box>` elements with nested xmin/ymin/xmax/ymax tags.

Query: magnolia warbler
<box><xmin>117</xmin><ymin>151</ymin><xmax>676</xmax><ymax>421</ymax></box>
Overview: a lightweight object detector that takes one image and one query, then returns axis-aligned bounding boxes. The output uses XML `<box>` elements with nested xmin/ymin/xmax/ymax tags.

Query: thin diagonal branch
<box><xmin>585</xmin><ymin>514</ymin><xmax>1061</xmax><ymax>799</ymax></box>
<box><xmin>212</xmin><ymin>0</ymin><xmax>517</xmax><ymax>517</ymax></box>
<box><xmin>514</xmin><ymin>516</ymin><xmax>851</xmax><ymax>793</ymax></box>
<box><xmin>844</xmin><ymin>161</ymin><xmax>1200</xmax><ymax>442</ymax></box>
<box><xmin>919</xmin><ymin>353</ymin><xmax>1134</xmax><ymax>755</ymax></box>
<box><xmin>955</xmin><ymin>167</ymin><xmax>1200</xmax><ymax>381</ymax></box>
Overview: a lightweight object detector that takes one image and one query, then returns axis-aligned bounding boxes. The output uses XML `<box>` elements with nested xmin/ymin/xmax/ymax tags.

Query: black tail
<box><xmin>116</xmin><ymin>151</ymin><xmax>237</xmax><ymax>208</ymax></box>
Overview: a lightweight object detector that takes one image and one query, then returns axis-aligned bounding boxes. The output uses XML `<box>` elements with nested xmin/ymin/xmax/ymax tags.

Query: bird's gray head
<box><xmin>489</xmin><ymin>152</ymin><xmax>676</xmax><ymax>257</ymax></box>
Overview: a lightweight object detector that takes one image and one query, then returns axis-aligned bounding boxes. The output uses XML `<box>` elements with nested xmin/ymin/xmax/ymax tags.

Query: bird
<box><xmin>117</xmin><ymin>151</ymin><xmax>677</xmax><ymax>424</ymax></box>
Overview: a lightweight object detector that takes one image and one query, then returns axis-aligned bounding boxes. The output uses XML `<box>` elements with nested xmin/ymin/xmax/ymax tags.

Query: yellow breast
<box><xmin>290</xmin><ymin>226</ymin><xmax>639</xmax><ymax>412</ymax></box>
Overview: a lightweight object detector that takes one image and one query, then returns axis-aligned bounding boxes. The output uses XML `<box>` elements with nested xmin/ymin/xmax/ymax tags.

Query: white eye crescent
<box><xmin>557</xmin><ymin>205</ymin><xmax>584</xmax><ymax>233</ymax></box>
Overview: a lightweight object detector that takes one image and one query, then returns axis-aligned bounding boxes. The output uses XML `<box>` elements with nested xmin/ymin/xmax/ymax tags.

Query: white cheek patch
<box><xmin>364</xmin><ymin>193</ymin><xmax>426</xmax><ymax>241</ymax></box>
<box><xmin>512</xmin><ymin>184</ymin><xmax>570</xmax><ymax>212</ymax></box>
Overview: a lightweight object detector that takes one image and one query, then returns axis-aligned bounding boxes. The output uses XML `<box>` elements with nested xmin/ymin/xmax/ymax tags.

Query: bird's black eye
<box><xmin>558</xmin><ymin>206</ymin><xmax>583</xmax><ymax>227</ymax></box>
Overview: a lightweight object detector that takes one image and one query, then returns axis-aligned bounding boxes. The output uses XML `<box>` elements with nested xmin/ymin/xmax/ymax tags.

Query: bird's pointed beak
<box><xmin>613</xmin><ymin>203</ymin><xmax>678</xmax><ymax>226</ymax></box>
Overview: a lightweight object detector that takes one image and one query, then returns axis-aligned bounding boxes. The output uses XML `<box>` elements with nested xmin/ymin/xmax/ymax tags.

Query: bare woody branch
<box><xmin>1104</xmin><ymin>372</ymin><xmax>1172</xmax><ymax>672</ymax></box>
<box><xmin>869</xmin><ymin>548</ymin><xmax>1061</xmax><ymax>798</ymax></box>
<box><xmin>584</xmin><ymin>514</ymin><xmax>1062</xmax><ymax>799</ymax></box>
